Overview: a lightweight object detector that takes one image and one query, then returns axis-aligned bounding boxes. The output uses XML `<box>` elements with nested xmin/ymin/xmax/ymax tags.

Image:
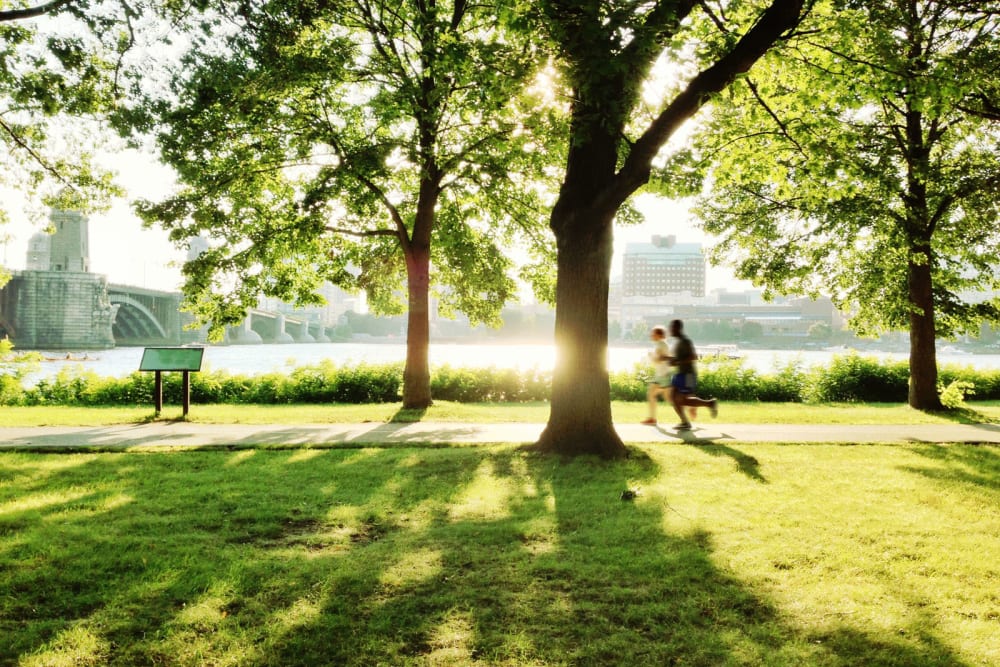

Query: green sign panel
<box><xmin>139</xmin><ymin>347</ymin><xmax>205</xmax><ymax>372</ymax></box>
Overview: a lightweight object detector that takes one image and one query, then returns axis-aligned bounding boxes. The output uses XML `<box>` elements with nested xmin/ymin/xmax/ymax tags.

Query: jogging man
<box><xmin>665</xmin><ymin>319</ymin><xmax>718</xmax><ymax>430</ymax></box>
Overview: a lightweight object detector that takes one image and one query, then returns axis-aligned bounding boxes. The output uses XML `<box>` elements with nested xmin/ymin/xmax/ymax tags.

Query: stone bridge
<box><xmin>0</xmin><ymin>271</ymin><xmax>336</xmax><ymax>349</ymax></box>
<box><xmin>225</xmin><ymin>310</ymin><xmax>333</xmax><ymax>344</ymax></box>
<box><xmin>0</xmin><ymin>270</ymin><xmax>120</xmax><ymax>349</ymax></box>
<box><xmin>107</xmin><ymin>283</ymin><xmax>188</xmax><ymax>346</ymax></box>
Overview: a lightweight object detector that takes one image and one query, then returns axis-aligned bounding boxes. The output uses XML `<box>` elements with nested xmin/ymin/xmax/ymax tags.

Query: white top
<box><xmin>649</xmin><ymin>339</ymin><xmax>671</xmax><ymax>378</ymax></box>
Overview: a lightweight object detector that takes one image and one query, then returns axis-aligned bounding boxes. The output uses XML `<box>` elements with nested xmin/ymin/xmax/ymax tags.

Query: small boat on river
<box><xmin>699</xmin><ymin>344</ymin><xmax>742</xmax><ymax>360</ymax></box>
<box><xmin>41</xmin><ymin>353</ymin><xmax>100</xmax><ymax>362</ymax></box>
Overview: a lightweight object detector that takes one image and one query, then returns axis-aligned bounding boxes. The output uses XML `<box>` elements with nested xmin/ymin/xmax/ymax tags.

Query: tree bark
<box><xmin>907</xmin><ymin>242</ymin><xmax>942</xmax><ymax>410</ymax></box>
<box><xmin>403</xmin><ymin>243</ymin><xmax>432</xmax><ymax>408</ymax></box>
<box><xmin>902</xmin><ymin>100</ymin><xmax>942</xmax><ymax>410</ymax></box>
<box><xmin>400</xmin><ymin>177</ymin><xmax>438</xmax><ymax>409</ymax></box>
<box><xmin>0</xmin><ymin>0</ymin><xmax>72</xmax><ymax>23</ymax></box>
<box><xmin>531</xmin><ymin>204</ymin><xmax>626</xmax><ymax>458</ymax></box>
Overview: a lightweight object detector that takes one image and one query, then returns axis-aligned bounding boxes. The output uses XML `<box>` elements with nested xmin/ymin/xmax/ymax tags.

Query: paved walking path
<box><xmin>2</xmin><ymin>421</ymin><xmax>999</xmax><ymax>450</ymax></box>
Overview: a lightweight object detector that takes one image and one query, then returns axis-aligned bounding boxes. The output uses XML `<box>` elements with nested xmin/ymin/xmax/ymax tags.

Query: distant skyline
<box><xmin>2</xmin><ymin>150</ymin><xmax>751</xmax><ymax>297</ymax></box>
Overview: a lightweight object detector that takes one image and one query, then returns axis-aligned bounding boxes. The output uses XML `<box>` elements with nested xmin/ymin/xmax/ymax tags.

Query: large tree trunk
<box><xmin>908</xmin><ymin>242</ymin><xmax>942</xmax><ymax>410</ymax></box>
<box><xmin>402</xmin><ymin>243</ymin><xmax>432</xmax><ymax>408</ymax></box>
<box><xmin>531</xmin><ymin>204</ymin><xmax>627</xmax><ymax>459</ymax></box>
<box><xmin>530</xmin><ymin>0</ymin><xmax>804</xmax><ymax>457</ymax></box>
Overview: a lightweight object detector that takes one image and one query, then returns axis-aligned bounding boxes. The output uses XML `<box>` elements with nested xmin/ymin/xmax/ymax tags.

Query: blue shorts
<box><xmin>671</xmin><ymin>372</ymin><xmax>697</xmax><ymax>394</ymax></box>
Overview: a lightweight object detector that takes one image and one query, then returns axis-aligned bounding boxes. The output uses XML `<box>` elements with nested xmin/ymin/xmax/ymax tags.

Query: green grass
<box><xmin>1</xmin><ymin>442</ymin><xmax>997</xmax><ymax>665</ymax></box>
<box><xmin>2</xmin><ymin>400</ymin><xmax>1000</xmax><ymax>426</ymax></box>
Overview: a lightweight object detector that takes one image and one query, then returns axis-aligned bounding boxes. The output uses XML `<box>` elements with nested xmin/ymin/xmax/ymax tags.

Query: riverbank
<box><xmin>17</xmin><ymin>341</ymin><xmax>1000</xmax><ymax>384</ymax></box>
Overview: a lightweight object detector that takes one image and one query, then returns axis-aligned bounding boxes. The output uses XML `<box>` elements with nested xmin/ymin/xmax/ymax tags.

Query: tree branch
<box><xmin>0</xmin><ymin>116</ymin><xmax>75</xmax><ymax>190</ymax></box>
<box><xmin>927</xmin><ymin>193</ymin><xmax>955</xmax><ymax>237</ymax></box>
<box><xmin>882</xmin><ymin>98</ymin><xmax>908</xmax><ymax>153</ymax></box>
<box><xmin>352</xmin><ymin>171</ymin><xmax>410</xmax><ymax>247</ymax></box>
<box><xmin>698</xmin><ymin>0</ymin><xmax>728</xmax><ymax>33</ymax></box>
<box><xmin>744</xmin><ymin>76</ymin><xmax>808</xmax><ymax>158</ymax></box>
<box><xmin>617</xmin><ymin>0</ymin><xmax>698</xmax><ymax>87</ymax></box>
<box><xmin>800</xmin><ymin>38</ymin><xmax>904</xmax><ymax>80</ymax></box>
<box><xmin>957</xmin><ymin>93</ymin><xmax>1000</xmax><ymax>121</ymax></box>
<box><xmin>0</xmin><ymin>0</ymin><xmax>74</xmax><ymax>22</ymax></box>
<box><xmin>450</xmin><ymin>0</ymin><xmax>467</xmax><ymax>31</ymax></box>
<box><xmin>436</xmin><ymin>125</ymin><xmax>513</xmax><ymax>177</ymax></box>
<box><xmin>112</xmin><ymin>0</ymin><xmax>139</xmax><ymax>92</ymax></box>
<box><xmin>324</xmin><ymin>226</ymin><xmax>399</xmax><ymax>239</ymax></box>
<box><xmin>610</xmin><ymin>0</ymin><xmax>804</xmax><ymax>208</ymax></box>
<box><xmin>734</xmin><ymin>183</ymin><xmax>806</xmax><ymax>214</ymax></box>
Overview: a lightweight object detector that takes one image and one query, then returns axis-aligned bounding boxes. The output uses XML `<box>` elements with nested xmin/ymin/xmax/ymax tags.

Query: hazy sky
<box><xmin>3</xmin><ymin>150</ymin><xmax>748</xmax><ymax>296</ymax></box>
<box><xmin>3</xmin><ymin>148</ymin><xmax>183</xmax><ymax>291</ymax></box>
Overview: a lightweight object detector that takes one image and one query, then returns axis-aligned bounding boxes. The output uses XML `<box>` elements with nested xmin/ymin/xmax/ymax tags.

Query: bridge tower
<box><xmin>49</xmin><ymin>207</ymin><xmax>90</xmax><ymax>273</ymax></box>
<box><xmin>0</xmin><ymin>205</ymin><xmax>115</xmax><ymax>349</ymax></box>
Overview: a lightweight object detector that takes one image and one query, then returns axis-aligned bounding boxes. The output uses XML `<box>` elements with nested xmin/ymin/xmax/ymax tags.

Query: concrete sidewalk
<box><xmin>2</xmin><ymin>421</ymin><xmax>999</xmax><ymax>450</ymax></box>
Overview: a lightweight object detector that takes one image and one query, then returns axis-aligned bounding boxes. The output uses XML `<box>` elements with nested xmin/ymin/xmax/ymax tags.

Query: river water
<box><xmin>19</xmin><ymin>341</ymin><xmax>1000</xmax><ymax>385</ymax></box>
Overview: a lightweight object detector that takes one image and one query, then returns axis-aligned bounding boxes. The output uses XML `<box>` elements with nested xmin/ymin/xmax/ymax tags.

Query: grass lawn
<box><xmin>1</xmin><ymin>442</ymin><xmax>997</xmax><ymax>666</ymax></box>
<box><xmin>2</xmin><ymin>400</ymin><xmax>1000</xmax><ymax>426</ymax></box>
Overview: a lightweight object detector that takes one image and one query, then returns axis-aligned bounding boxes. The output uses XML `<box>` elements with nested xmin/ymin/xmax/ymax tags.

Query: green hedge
<box><xmin>431</xmin><ymin>365</ymin><xmax>550</xmax><ymax>402</ymax></box>
<box><xmin>6</xmin><ymin>352</ymin><xmax>1000</xmax><ymax>406</ymax></box>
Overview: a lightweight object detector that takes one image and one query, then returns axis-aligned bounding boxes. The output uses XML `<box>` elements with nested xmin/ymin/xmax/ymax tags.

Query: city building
<box><xmin>616</xmin><ymin>235</ymin><xmax>709</xmax><ymax>334</ymax></box>
<box><xmin>25</xmin><ymin>231</ymin><xmax>51</xmax><ymax>271</ymax></box>
<box><xmin>622</xmin><ymin>235</ymin><xmax>705</xmax><ymax>298</ymax></box>
<box><xmin>1</xmin><ymin>206</ymin><xmax>117</xmax><ymax>348</ymax></box>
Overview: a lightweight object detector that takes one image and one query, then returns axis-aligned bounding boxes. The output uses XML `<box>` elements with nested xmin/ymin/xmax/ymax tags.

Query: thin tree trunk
<box><xmin>902</xmin><ymin>100</ymin><xmax>942</xmax><ymax>410</ymax></box>
<box><xmin>530</xmin><ymin>206</ymin><xmax>626</xmax><ymax>458</ymax></box>
<box><xmin>399</xmin><ymin>169</ymin><xmax>438</xmax><ymax>409</ymax></box>
<box><xmin>908</xmin><ymin>242</ymin><xmax>941</xmax><ymax>410</ymax></box>
<box><xmin>403</xmin><ymin>244</ymin><xmax>432</xmax><ymax>408</ymax></box>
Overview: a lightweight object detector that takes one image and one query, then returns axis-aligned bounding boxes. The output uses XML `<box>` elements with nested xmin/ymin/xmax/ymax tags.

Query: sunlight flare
<box><xmin>1</xmin><ymin>489</ymin><xmax>92</xmax><ymax>516</ymax></box>
<box><xmin>286</xmin><ymin>449</ymin><xmax>327</xmax><ymax>464</ymax></box>
<box><xmin>224</xmin><ymin>450</ymin><xmax>257</xmax><ymax>467</ymax></box>
<box><xmin>271</xmin><ymin>596</ymin><xmax>324</xmax><ymax>632</ymax></box>
<box><xmin>449</xmin><ymin>459</ymin><xmax>515</xmax><ymax>521</ymax></box>
<box><xmin>425</xmin><ymin>611</ymin><xmax>477</xmax><ymax>664</ymax></box>
<box><xmin>19</xmin><ymin>624</ymin><xmax>108</xmax><ymax>667</ymax></box>
<box><xmin>379</xmin><ymin>548</ymin><xmax>444</xmax><ymax>588</ymax></box>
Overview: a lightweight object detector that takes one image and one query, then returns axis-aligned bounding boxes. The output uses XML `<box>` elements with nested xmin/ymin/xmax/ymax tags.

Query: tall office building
<box><xmin>622</xmin><ymin>235</ymin><xmax>705</xmax><ymax>297</ymax></box>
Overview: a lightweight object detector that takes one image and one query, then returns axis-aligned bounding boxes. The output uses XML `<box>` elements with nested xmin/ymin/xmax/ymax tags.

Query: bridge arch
<box><xmin>108</xmin><ymin>294</ymin><xmax>168</xmax><ymax>342</ymax></box>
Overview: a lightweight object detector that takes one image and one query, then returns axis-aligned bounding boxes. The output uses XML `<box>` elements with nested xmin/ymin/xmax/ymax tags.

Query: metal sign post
<box><xmin>138</xmin><ymin>347</ymin><xmax>205</xmax><ymax>416</ymax></box>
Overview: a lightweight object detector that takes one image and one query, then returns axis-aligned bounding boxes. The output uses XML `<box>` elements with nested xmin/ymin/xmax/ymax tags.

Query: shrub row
<box><xmin>5</xmin><ymin>353</ymin><xmax>999</xmax><ymax>406</ymax></box>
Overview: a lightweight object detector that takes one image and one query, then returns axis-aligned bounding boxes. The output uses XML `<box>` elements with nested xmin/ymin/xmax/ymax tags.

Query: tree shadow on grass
<box><xmin>0</xmin><ymin>446</ymin><xmax>493</xmax><ymax>663</ymax></box>
<box><xmin>921</xmin><ymin>406</ymin><xmax>998</xmax><ymax>424</ymax></box>
<box><xmin>0</xmin><ymin>445</ymin><xmax>977</xmax><ymax>666</ymax></box>
<box><xmin>902</xmin><ymin>443</ymin><xmax>1000</xmax><ymax>494</ymax></box>
<box><xmin>390</xmin><ymin>406</ymin><xmax>428</xmax><ymax>422</ymax></box>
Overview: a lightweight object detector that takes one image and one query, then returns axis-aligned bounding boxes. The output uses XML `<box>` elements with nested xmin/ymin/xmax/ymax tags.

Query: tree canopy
<box><xmin>0</xmin><ymin>0</ymin><xmax>135</xmax><ymax>237</ymax></box>
<box><xmin>134</xmin><ymin>0</ymin><xmax>558</xmax><ymax>406</ymax></box>
<box><xmin>690</xmin><ymin>0</ymin><xmax>1000</xmax><ymax>408</ymax></box>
